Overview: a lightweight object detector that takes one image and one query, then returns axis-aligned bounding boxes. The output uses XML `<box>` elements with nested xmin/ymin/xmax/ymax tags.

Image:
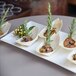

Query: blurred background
<box><xmin>0</xmin><ymin>0</ymin><xmax>76</xmax><ymax>20</ymax></box>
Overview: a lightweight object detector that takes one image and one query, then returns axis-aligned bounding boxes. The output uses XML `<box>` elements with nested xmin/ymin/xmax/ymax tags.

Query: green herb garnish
<box><xmin>68</xmin><ymin>18</ymin><xmax>76</xmax><ymax>38</ymax></box>
<box><xmin>14</xmin><ymin>21</ymin><xmax>35</xmax><ymax>38</ymax></box>
<box><xmin>46</xmin><ymin>3</ymin><xmax>52</xmax><ymax>45</ymax></box>
<box><xmin>0</xmin><ymin>8</ymin><xmax>9</xmax><ymax>30</ymax></box>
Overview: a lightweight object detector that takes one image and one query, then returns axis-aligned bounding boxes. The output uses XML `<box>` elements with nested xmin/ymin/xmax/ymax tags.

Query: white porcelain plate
<box><xmin>1</xmin><ymin>21</ymin><xmax>76</xmax><ymax>73</ymax></box>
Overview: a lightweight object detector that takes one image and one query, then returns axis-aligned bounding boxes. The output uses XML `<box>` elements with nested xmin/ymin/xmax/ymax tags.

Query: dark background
<box><xmin>2</xmin><ymin>0</ymin><xmax>76</xmax><ymax>20</ymax></box>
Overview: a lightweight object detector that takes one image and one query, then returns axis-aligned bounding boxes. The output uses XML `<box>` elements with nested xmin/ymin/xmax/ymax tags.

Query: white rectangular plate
<box><xmin>1</xmin><ymin>21</ymin><xmax>76</xmax><ymax>73</ymax></box>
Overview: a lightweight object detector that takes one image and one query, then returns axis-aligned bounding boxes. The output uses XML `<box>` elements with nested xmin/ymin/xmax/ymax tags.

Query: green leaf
<box><xmin>21</xmin><ymin>21</ymin><xmax>35</xmax><ymax>36</ymax></box>
<box><xmin>26</xmin><ymin>26</ymin><xmax>35</xmax><ymax>35</ymax></box>
<box><xmin>28</xmin><ymin>26</ymin><xmax>35</xmax><ymax>33</ymax></box>
<box><xmin>15</xmin><ymin>20</ymin><xmax>35</xmax><ymax>37</ymax></box>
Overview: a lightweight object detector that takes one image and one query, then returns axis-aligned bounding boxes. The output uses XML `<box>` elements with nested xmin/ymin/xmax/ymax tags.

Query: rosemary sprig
<box><xmin>68</xmin><ymin>18</ymin><xmax>76</xmax><ymax>38</ymax></box>
<box><xmin>0</xmin><ymin>8</ymin><xmax>9</xmax><ymax>30</ymax></box>
<box><xmin>46</xmin><ymin>3</ymin><xmax>52</xmax><ymax>45</ymax></box>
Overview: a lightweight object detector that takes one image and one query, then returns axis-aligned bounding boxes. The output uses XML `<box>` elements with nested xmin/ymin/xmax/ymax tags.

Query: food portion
<box><xmin>39</xmin><ymin>3</ymin><xmax>53</xmax><ymax>54</ymax></box>
<box><xmin>64</xmin><ymin>38</ymin><xmax>76</xmax><ymax>48</ymax></box>
<box><xmin>36</xmin><ymin>3</ymin><xmax>60</xmax><ymax>56</ymax></box>
<box><xmin>15</xmin><ymin>21</ymin><xmax>39</xmax><ymax>46</ymax></box>
<box><xmin>39</xmin><ymin>44</ymin><xmax>53</xmax><ymax>53</ymax></box>
<box><xmin>63</xmin><ymin>19</ymin><xmax>76</xmax><ymax>48</ymax></box>
<box><xmin>38</xmin><ymin>18</ymin><xmax>62</xmax><ymax>39</ymax></box>
<box><xmin>36</xmin><ymin>33</ymin><xmax>60</xmax><ymax>55</ymax></box>
<box><xmin>21</xmin><ymin>36</ymin><xmax>33</xmax><ymax>42</ymax></box>
<box><xmin>14</xmin><ymin>22</ymin><xmax>35</xmax><ymax>38</ymax></box>
<box><xmin>44</xmin><ymin>18</ymin><xmax>62</xmax><ymax>37</ymax></box>
<box><xmin>73</xmin><ymin>54</ymin><xmax>76</xmax><ymax>60</ymax></box>
<box><xmin>44</xmin><ymin>28</ymin><xmax>56</xmax><ymax>37</ymax></box>
<box><xmin>14</xmin><ymin>24</ymin><xmax>27</xmax><ymax>38</ymax></box>
<box><xmin>0</xmin><ymin>9</ymin><xmax>9</xmax><ymax>36</ymax></box>
<box><xmin>16</xmin><ymin>28</ymin><xmax>38</xmax><ymax>46</ymax></box>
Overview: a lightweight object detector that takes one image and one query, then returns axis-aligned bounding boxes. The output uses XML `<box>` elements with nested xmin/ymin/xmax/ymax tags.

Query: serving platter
<box><xmin>1</xmin><ymin>21</ymin><xmax>76</xmax><ymax>73</ymax></box>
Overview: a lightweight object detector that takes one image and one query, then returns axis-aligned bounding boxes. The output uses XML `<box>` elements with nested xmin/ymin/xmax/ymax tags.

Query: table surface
<box><xmin>0</xmin><ymin>15</ymin><xmax>76</xmax><ymax>76</ymax></box>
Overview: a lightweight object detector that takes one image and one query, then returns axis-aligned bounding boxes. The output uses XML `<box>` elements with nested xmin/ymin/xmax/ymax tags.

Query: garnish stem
<box><xmin>46</xmin><ymin>3</ymin><xmax>52</xmax><ymax>45</ymax></box>
<box><xmin>68</xmin><ymin>18</ymin><xmax>76</xmax><ymax>38</ymax></box>
<box><xmin>0</xmin><ymin>8</ymin><xmax>9</xmax><ymax>29</ymax></box>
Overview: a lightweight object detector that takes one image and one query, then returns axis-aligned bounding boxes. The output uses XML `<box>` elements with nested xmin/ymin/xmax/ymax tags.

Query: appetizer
<box><xmin>36</xmin><ymin>3</ymin><xmax>60</xmax><ymax>55</ymax></box>
<box><xmin>44</xmin><ymin>18</ymin><xmax>62</xmax><ymax>37</ymax></box>
<box><xmin>37</xmin><ymin>34</ymin><xmax>59</xmax><ymax>55</ymax></box>
<box><xmin>0</xmin><ymin>8</ymin><xmax>11</xmax><ymax>38</ymax></box>
<box><xmin>38</xmin><ymin>18</ymin><xmax>62</xmax><ymax>38</ymax></box>
<box><xmin>14</xmin><ymin>21</ymin><xmax>35</xmax><ymax>38</ymax></box>
<box><xmin>63</xmin><ymin>19</ymin><xmax>76</xmax><ymax>48</ymax></box>
<box><xmin>73</xmin><ymin>54</ymin><xmax>76</xmax><ymax>60</ymax></box>
<box><xmin>15</xmin><ymin>21</ymin><xmax>39</xmax><ymax>46</ymax></box>
<box><xmin>67</xmin><ymin>50</ymin><xmax>76</xmax><ymax>64</ymax></box>
<box><xmin>59</xmin><ymin>18</ymin><xmax>76</xmax><ymax>51</ymax></box>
